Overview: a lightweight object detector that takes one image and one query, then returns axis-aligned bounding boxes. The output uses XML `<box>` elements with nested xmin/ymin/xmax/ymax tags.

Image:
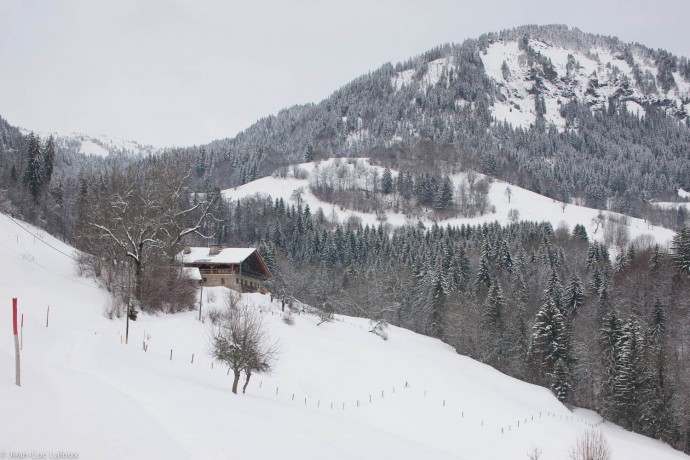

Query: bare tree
<box><xmin>527</xmin><ymin>447</ymin><xmax>542</xmax><ymax>460</ymax></box>
<box><xmin>316</xmin><ymin>302</ymin><xmax>335</xmax><ymax>326</ymax></box>
<box><xmin>568</xmin><ymin>430</ymin><xmax>611</xmax><ymax>460</ymax></box>
<box><xmin>77</xmin><ymin>155</ymin><xmax>218</xmax><ymax>305</ymax></box>
<box><xmin>210</xmin><ymin>295</ymin><xmax>279</xmax><ymax>394</ymax></box>
<box><xmin>505</xmin><ymin>186</ymin><xmax>513</xmax><ymax>203</ymax></box>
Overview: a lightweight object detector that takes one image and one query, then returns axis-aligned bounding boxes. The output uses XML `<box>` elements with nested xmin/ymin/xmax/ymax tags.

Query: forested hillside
<box><xmin>195</xmin><ymin>193</ymin><xmax>690</xmax><ymax>452</ymax></box>
<box><xmin>1</xmin><ymin>23</ymin><xmax>690</xmax><ymax>453</ymax></box>
<box><xmin>186</xmin><ymin>25</ymin><xmax>690</xmax><ymax>225</ymax></box>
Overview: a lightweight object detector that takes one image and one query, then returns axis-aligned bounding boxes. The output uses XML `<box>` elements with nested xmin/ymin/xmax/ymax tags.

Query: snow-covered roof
<box><xmin>181</xmin><ymin>247</ymin><xmax>257</xmax><ymax>265</ymax></box>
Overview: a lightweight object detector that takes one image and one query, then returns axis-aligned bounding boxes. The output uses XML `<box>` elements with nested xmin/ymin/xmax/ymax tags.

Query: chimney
<box><xmin>183</xmin><ymin>245</ymin><xmax>191</xmax><ymax>254</ymax></box>
<box><xmin>209</xmin><ymin>245</ymin><xmax>219</xmax><ymax>256</ymax></box>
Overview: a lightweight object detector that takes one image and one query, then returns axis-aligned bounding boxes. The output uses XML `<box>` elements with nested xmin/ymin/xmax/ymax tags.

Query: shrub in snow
<box><xmin>568</xmin><ymin>430</ymin><xmax>611</xmax><ymax>460</ymax></box>
<box><xmin>210</xmin><ymin>295</ymin><xmax>279</xmax><ymax>394</ymax></box>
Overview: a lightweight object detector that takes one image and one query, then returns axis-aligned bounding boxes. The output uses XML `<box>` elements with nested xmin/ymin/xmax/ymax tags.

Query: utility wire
<box><xmin>0</xmin><ymin>240</ymin><xmax>101</xmax><ymax>291</ymax></box>
<box><xmin>6</xmin><ymin>214</ymin><xmax>81</xmax><ymax>262</ymax></box>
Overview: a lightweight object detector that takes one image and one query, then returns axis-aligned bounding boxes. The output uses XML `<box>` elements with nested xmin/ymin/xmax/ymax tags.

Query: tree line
<box><xmin>193</xmin><ymin>193</ymin><xmax>690</xmax><ymax>453</ymax></box>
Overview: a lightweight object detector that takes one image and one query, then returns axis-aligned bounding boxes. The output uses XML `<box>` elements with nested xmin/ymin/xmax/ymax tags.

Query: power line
<box><xmin>0</xmin><ymin>240</ymin><xmax>101</xmax><ymax>291</ymax></box>
<box><xmin>5</xmin><ymin>214</ymin><xmax>81</xmax><ymax>262</ymax></box>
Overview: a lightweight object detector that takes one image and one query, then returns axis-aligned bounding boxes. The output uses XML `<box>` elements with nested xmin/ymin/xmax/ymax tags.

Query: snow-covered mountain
<box><xmin>477</xmin><ymin>34</ymin><xmax>690</xmax><ymax>131</ymax></box>
<box><xmin>188</xmin><ymin>25</ymin><xmax>690</xmax><ymax>207</ymax></box>
<box><xmin>1</xmin><ymin>210</ymin><xmax>688</xmax><ymax>459</ymax></box>
<box><xmin>19</xmin><ymin>128</ymin><xmax>160</xmax><ymax>158</ymax></box>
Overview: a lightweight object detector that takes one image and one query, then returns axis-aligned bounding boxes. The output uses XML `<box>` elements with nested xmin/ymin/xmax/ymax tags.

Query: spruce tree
<box><xmin>304</xmin><ymin>144</ymin><xmax>314</xmax><ymax>162</ymax></box>
<box><xmin>563</xmin><ymin>274</ymin><xmax>584</xmax><ymax>317</ymax></box>
<box><xmin>572</xmin><ymin>223</ymin><xmax>589</xmax><ymax>242</ymax></box>
<box><xmin>550</xmin><ymin>357</ymin><xmax>572</xmax><ymax>402</ymax></box>
<box><xmin>381</xmin><ymin>167</ymin><xmax>393</xmax><ymax>194</ymax></box>
<box><xmin>614</xmin><ymin>316</ymin><xmax>647</xmax><ymax>429</ymax></box>
<box><xmin>670</xmin><ymin>227</ymin><xmax>690</xmax><ymax>273</ymax></box>
<box><xmin>23</xmin><ymin>132</ymin><xmax>43</xmax><ymax>201</ymax></box>
<box><xmin>42</xmin><ymin>135</ymin><xmax>55</xmax><ymax>184</ymax></box>
<box><xmin>482</xmin><ymin>280</ymin><xmax>506</xmax><ymax>362</ymax></box>
<box><xmin>531</xmin><ymin>298</ymin><xmax>567</xmax><ymax>379</ymax></box>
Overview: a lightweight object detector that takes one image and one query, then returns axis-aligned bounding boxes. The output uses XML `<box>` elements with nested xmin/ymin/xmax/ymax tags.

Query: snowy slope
<box><xmin>222</xmin><ymin>158</ymin><xmax>676</xmax><ymax>247</ymax></box>
<box><xmin>0</xmin><ymin>215</ymin><xmax>688</xmax><ymax>460</ymax></box>
<box><xmin>1</xmin><ymin>211</ymin><xmax>687</xmax><ymax>460</ymax></box>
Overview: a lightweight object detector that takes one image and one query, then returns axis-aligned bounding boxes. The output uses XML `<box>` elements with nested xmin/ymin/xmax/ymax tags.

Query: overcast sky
<box><xmin>1</xmin><ymin>0</ymin><xmax>689</xmax><ymax>147</ymax></box>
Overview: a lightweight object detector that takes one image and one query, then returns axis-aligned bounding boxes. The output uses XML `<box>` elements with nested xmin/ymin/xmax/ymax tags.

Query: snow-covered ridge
<box><xmin>19</xmin><ymin>127</ymin><xmax>160</xmax><ymax>157</ymax></box>
<box><xmin>479</xmin><ymin>37</ymin><xmax>690</xmax><ymax>130</ymax></box>
<box><xmin>0</xmin><ymin>211</ymin><xmax>688</xmax><ymax>459</ymax></box>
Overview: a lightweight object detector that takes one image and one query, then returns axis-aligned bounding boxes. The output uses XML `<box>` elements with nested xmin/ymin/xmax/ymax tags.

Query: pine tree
<box><xmin>614</xmin><ymin>316</ymin><xmax>648</xmax><ymax>429</ymax></box>
<box><xmin>42</xmin><ymin>135</ymin><xmax>55</xmax><ymax>184</ymax></box>
<box><xmin>572</xmin><ymin>223</ymin><xmax>589</xmax><ymax>242</ymax></box>
<box><xmin>195</xmin><ymin>146</ymin><xmax>207</xmax><ymax>177</ymax></box>
<box><xmin>482</xmin><ymin>280</ymin><xmax>506</xmax><ymax>362</ymax></box>
<box><xmin>23</xmin><ymin>132</ymin><xmax>43</xmax><ymax>201</ymax></box>
<box><xmin>482</xmin><ymin>281</ymin><xmax>505</xmax><ymax>330</ymax></box>
<box><xmin>531</xmin><ymin>298</ymin><xmax>567</xmax><ymax>378</ymax></box>
<box><xmin>599</xmin><ymin>309</ymin><xmax>623</xmax><ymax>415</ymax></box>
<box><xmin>434</xmin><ymin>176</ymin><xmax>453</xmax><ymax>210</ymax></box>
<box><xmin>550</xmin><ymin>357</ymin><xmax>571</xmax><ymax>402</ymax></box>
<box><xmin>563</xmin><ymin>274</ymin><xmax>584</xmax><ymax>317</ymax></box>
<box><xmin>474</xmin><ymin>251</ymin><xmax>492</xmax><ymax>291</ymax></box>
<box><xmin>649</xmin><ymin>298</ymin><xmax>666</xmax><ymax>345</ymax></box>
<box><xmin>381</xmin><ymin>167</ymin><xmax>393</xmax><ymax>194</ymax></box>
<box><xmin>304</xmin><ymin>144</ymin><xmax>314</xmax><ymax>162</ymax></box>
<box><xmin>670</xmin><ymin>227</ymin><xmax>690</xmax><ymax>273</ymax></box>
<box><xmin>542</xmin><ymin>269</ymin><xmax>563</xmax><ymax>314</ymax></box>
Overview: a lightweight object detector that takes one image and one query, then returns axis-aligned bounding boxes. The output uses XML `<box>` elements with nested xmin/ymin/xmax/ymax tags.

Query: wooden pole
<box><xmin>125</xmin><ymin>302</ymin><xmax>130</xmax><ymax>345</ymax></box>
<box><xmin>199</xmin><ymin>284</ymin><xmax>203</xmax><ymax>321</ymax></box>
<box><xmin>46</xmin><ymin>305</ymin><xmax>50</xmax><ymax>328</ymax></box>
<box><xmin>13</xmin><ymin>298</ymin><xmax>21</xmax><ymax>386</ymax></box>
<box><xmin>20</xmin><ymin>313</ymin><xmax>24</xmax><ymax>351</ymax></box>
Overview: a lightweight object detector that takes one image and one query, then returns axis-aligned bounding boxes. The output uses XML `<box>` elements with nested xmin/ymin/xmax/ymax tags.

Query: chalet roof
<box><xmin>181</xmin><ymin>247</ymin><xmax>256</xmax><ymax>265</ymax></box>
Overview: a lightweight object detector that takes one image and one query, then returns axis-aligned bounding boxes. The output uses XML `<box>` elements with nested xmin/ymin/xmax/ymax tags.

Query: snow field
<box><xmin>2</xmin><ymin>212</ymin><xmax>689</xmax><ymax>459</ymax></box>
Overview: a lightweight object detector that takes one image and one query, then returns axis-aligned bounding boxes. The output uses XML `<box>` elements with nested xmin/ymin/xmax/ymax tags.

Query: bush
<box><xmin>282</xmin><ymin>311</ymin><xmax>295</xmax><ymax>326</ymax></box>
<box><xmin>568</xmin><ymin>430</ymin><xmax>611</xmax><ymax>460</ymax></box>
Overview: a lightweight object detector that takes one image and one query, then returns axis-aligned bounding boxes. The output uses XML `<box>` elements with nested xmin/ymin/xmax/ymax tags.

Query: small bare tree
<box><xmin>316</xmin><ymin>302</ymin><xmax>335</xmax><ymax>326</ymax></box>
<box><xmin>504</xmin><ymin>186</ymin><xmax>513</xmax><ymax>203</ymax></box>
<box><xmin>210</xmin><ymin>296</ymin><xmax>279</xmax><ymax>394</ymax></box>
<box><xmin>568</xmin><ymin>429</ymin><xmax>611</xmax><ymax>460</ymax></box>
<box><xmin>527</xmin><ymin>447</ymin><xmax>542</xmax><ymax>460</ymax></box>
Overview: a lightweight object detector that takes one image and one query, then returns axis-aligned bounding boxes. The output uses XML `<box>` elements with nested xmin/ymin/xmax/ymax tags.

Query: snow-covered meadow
<box><xmin>1</xmin><ymin>209</ymin><xmax>688</xmax><ymax>459</ymax></box>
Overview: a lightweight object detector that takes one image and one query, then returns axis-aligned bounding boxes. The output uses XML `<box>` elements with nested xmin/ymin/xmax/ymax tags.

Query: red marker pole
<box><xmin>13</xmin><ymin>298</ymin><xmax>21</xmax><ymax>386</ymax></box>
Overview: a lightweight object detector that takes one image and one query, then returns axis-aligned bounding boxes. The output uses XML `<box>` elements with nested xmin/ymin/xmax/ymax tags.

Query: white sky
<box><xmin>1</xmin><ymin>0</ymin><xmax>689</xmax><ymax>147</ymax></box>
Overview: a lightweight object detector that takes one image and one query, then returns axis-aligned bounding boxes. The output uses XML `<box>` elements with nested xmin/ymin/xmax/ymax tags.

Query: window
<box><xmin>221</xmin><ymin>278</ymin><xmax>225</xmax><ymax>285</ymax></box>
